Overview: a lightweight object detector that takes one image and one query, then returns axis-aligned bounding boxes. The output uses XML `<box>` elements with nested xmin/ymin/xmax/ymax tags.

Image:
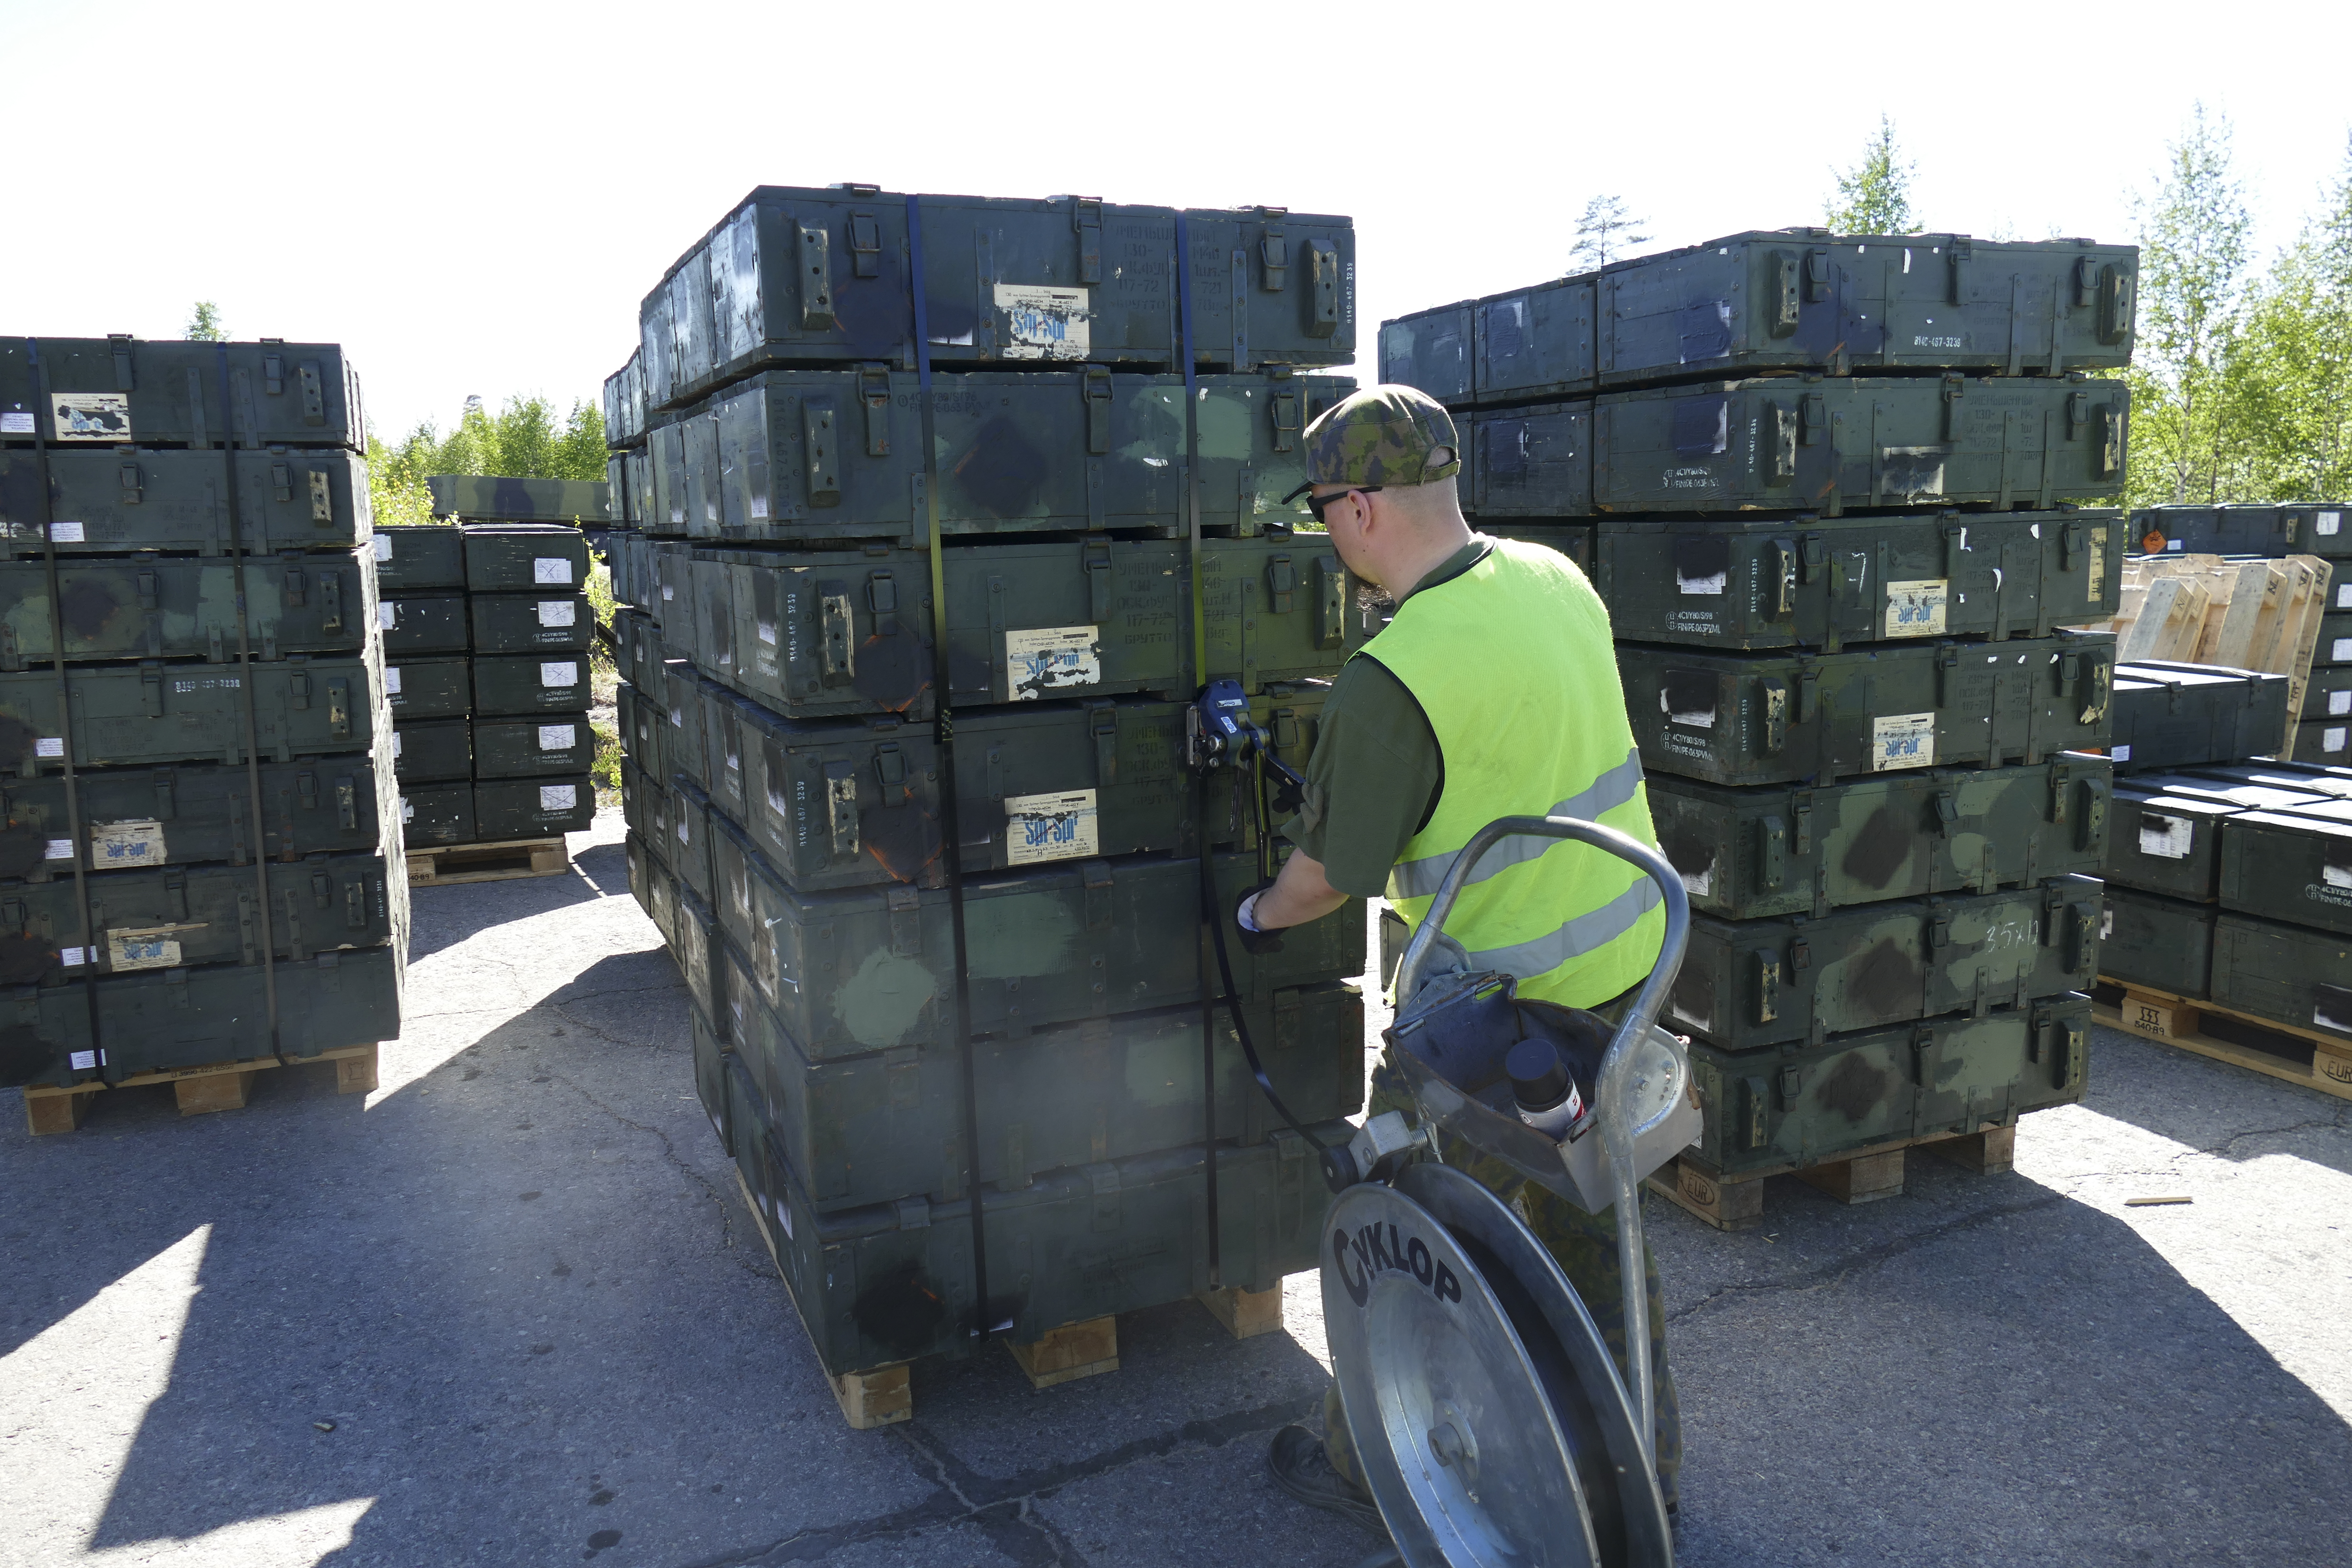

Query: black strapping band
<box><xmin>906</xmin><ymin>194</ymin><xmax>992</xmax><ymax>1341</ymax></box>
<box><xmin>212</xmin><ymin>346</ymin><xmax>284</xmax><ymax>1066</ymax></box>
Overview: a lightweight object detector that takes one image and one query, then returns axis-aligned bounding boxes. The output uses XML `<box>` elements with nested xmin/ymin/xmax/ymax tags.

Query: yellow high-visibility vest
<box><xmin>1365</xmin><ymin>538</ymin><xmax>1664</xmax><ymax>1008</ymax></box>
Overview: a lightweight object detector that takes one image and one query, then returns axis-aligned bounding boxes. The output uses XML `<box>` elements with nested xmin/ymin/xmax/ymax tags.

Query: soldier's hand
<box><xmin>1233</xmin><ymin>881</ymin><xmax>1285</xmax><ymax>955</ymax></box>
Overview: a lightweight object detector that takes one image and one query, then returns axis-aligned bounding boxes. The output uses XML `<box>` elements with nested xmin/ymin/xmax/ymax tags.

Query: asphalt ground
<box><xmin>2</xmin><ymin>808</ymin><xmax>2347</xmax><ymax>1568</ymax></box>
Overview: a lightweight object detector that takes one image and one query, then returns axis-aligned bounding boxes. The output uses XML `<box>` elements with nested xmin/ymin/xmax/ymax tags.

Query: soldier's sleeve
<box><xmin>1279</xmin><ymin>656</ymin><xmax>1443</xmax><ymax>899</ymax></box>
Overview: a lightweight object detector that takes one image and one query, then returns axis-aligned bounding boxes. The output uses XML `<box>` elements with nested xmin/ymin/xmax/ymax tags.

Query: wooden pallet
<box><xmin>404</xmin><ymin>835</ymin><xmax>570</xmax><ymax>888</ymax></box>
<box><xmin>22</xmin><ymin>1042</ymin><xmax>379</xmax><ymax>1135</ymax></box>
<box><xmin>2098</xmin><ymin>553</ymin><xmax>2335</xmax><ymax>757</ymax></box>
<box><xmin>1646</xmin><ymin>1125</ymin><xmax>2014</xmax><ymax>1232</ymax></box>
<box><xmin>1005</xmin><ymin>1316</ymin><xmax>1120</xmax><ymax>1390</ymax></box>
<box><xmin>1196</xmin><ymin>1283</ymin><xmax>1286</xmax><ymax>1340</ymax></box>
<box><xmin>2095</xmin><ymin>981</ymin><xmax>2352</xmax><ymax>1103</ymax></box>
<box><xmin>731</xmin><ymin>1166</ymin><xmax>918</xmax><ymax>1430</ymax></box>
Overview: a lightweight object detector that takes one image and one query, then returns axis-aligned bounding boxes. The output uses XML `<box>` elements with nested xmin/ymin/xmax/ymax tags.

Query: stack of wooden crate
<box><xmin>2096</xmin><ymin>554</ymin><xmax>2335</xmax><ymax>758</ymax></box>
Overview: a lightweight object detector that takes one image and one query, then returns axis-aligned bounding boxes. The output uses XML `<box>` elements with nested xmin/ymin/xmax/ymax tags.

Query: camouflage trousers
<box><xmin>1321</xmin><ymin>1048</ymin><xmax>1683</xmax><ymax>1511</ymax></box>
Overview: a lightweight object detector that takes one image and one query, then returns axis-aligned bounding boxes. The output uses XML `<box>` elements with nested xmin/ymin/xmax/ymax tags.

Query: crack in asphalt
<box><xmin>1665</xmin><ymin>1192</ymin><xmax>2069</xmax><ymax>1324</ymax></box>
<box><xmin>532</xmin><ymin>999</ymin><xmax>761</xmax><ymax>1276</ymax></box>
<box><xmin>674</xmin><ymin>1395</ymin><xmax>1318</xmax><ymax>1568</ymax></box>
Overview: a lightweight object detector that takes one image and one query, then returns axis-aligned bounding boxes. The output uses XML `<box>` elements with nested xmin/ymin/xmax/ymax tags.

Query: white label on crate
<box><xmin>1680</xmin><ymin>862</ymin><xmax>1713</xmax><ymax>899</ymax></box>
<box><xmin>1676</xmin><ymin>564</ymin><xmax>1727</xmax><ymax>596</ymax></box>
<box><xmin>68</xmin><ymin>1048</ymin><xmax>97</xmax><ymax>1070</ymax></box>
<box><xmin>2328</xmin><ymin>726</ymin><xmax>2350</xmax><ymax>755</ymax></box>
<box><xmin>2335</xmin><ymin>638</ymin><xmax>2352</xmax><ymax>664</ymax></box>
<box><xmin>994</xmin><ymin>283</ymin><xmax>1091</xmax><ymax>360</ymax></box>
<box><xmin>1003</xmin><ymin>625</ymin><xmax>1100</xmax><ymax>699</ymax></box>
<box><xmin>50</xmin><ymin>392</ymin><xmax>129</xmax><ymax>441</ymax></box>
<box><xmin>1004</xmin><ymin>789</ymin><xmax>1099</xmax><ymax>865</ymax></box>
<box><xmin>90</xmin><ymin>820</ymin><xmax>165</xmax><ymax>865</ymax></box>
<box><xmin>1663</xmin><ymin>690</ymin><xmax>1716</xmax><ymax>729</ymax></box>
<box><xmin>537</xmin><ymin>599</ymin><xmax>576</xmax><ymax>628</ymax></box>
<box><xmin>48</xmin><ymin>521</ymin><xmax>84</xmax><ymax>542</ymax></box>
<box><xmin>2317</xmin><ymin>994</ymin><xmax>2352</xmax><ymax>1031</ymax></box>
<box><xmin>59</xmin><ymin>946</ymin><xmax>87</xmax><ymax>967</ymax></box>
<box><xmin>109</xmin><ymin>925</ymin><xmax>192</xmax><ymax>972</ymax></box>
<box><xmin>1884</xmin><ymin>579</ymin><xmax>1949</xmax><ymax>638</ymax></box>
<box><xmin>749</xmin><ymin>494</ymin><xmax>769</xmax><ymax>520</ymax></box>
<box><xmin>44</xmin><ymin>837</ymin><xmax>72</xmax><ymax>861</ymax></box>
<box><xmin>1871</xmin><ymin>713</ymin><xmax>1937</xmax><ymax>771</ymax></box>
<box><xmin>384</xmin><ymin>665</ymin><xmax>403</xmax><ymax>695</ymax></box>
<box><xmin>400</xmin><ymin>797</ymin><xmax>415</xmax><ymax>824</ymax></box>
<box><xmin>675</xmin><ymin>817</ymin><xmax>690</xmax><ymax>845</ymax></box>
<box><xmin>0</xmin><ymin>411</ymin><xmax>33</xmax><ymax>434</ymax></box>
<box><xmin>533</xmin><ymin>557</ymin><xmax>574</xmax><ymax>585</ymax></box>
<box><xmin>379</xmin><ymin>603</ymin><xmax>398</xmax><ymax>630</ymax></box>
<box><xmin>538</xmin><ymin>724</ymin><xmax>576</xmax><ymax>751</ymax></box>
<box><xmin>540</xmin><ymin>784</ymin><xmax>577</xmax><ymax>812</ymax></box>
<box><xmin>34</xmin><ymin>738</ymin><xmax>63</xmax><ymax>758</ymax></box>
<box><xmin>2088</xmin><ymin>527</ymin><xmax>2109</xmax><ymax>600</ymax></box>
<box><xmin>2337</xmin><ymin>584</ymin><xmax>2352</xmax><ymax>610</ymax></box>
<box><xmin>2111</xmin><ymin>744</ymin><xmax>2132</xmax><ymax>762</ymax></box>
<box><xmin>2139</xmin><ymin>813</ymin><xmax>2195</xmax><ymax>860</ymax></box>
<box><xmin>2320</xmin><ymin>511</ymin><xmax>2343</xmax><ymax>537</ymax></box>
<box><xmin>669</xmin><ymin>706</ymin><xmax>684</xmax><ymax>729</ymax></box>
<box><xmin>374</xmin><ymin>535</ymin><xmax>393</xmax><ymax>561</ymax></box>
<box><xmin>1667</xmin><ymin>996</ymin><xmax>1712</xmax><ymax>1033</ymax></box>
<box><xmin>391</xmin><ymin>732</ymin><xmax>403</xmax><ymax>758</ymax></box>
<box><xmin>2167</xmin><ymin>538</ymin><xmax>2184</xmax><ymax>550</ymax></box>
<box><xmin>2326</xmin><ymin>862</ymin><xmax>2352</xmax><ymax>890</ymax></box>
<box><xmin>2334</xmin><ymin>690</ymin><xmax>2352</xmax><ymax>717</ymax></box>
<box><xmin>2101</xmin><ymin>903</ymin><xmax>2114</xmax><ymax>940</ymax></box>
<box><xmin>540</xmin><ymin>660</ymin><xmax>578</xmax><ymax>688</ymax></box>
<box><xmin>756</xmin><ymin>617</ymin><xmax>778</xmax><ymax>646</ymax></box>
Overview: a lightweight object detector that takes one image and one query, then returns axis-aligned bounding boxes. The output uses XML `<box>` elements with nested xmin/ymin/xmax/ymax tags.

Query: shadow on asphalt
<box><xmin>403</xmin><ymin>844</ymin><xmax>623</xmax><ymax>965</ymax></box>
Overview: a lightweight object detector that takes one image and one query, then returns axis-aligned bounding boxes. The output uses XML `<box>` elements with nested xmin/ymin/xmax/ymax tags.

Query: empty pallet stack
<box><xmin>603</xmin><ymin>185</ymin><xmax>1370</xmax><ymax>1423</ymax></box>
<box><xmin>0</xmin><ymin>334</ymin><xmax>405</xmax><ymax>1131</ymax></box>
<box><xmin>2096</xmin><ymin>536</ymin><xmax>2336</xmax><ymax>761</ymax></box>
<box><xmin>1383</xmin><ymin>228</ymin><xmax>2139</xmax><ymax>1227</ymax></box>
<box><xmin>376</xmin><ymin>505</ymin><xmax>598</xmax><ymax>882</ymax></box>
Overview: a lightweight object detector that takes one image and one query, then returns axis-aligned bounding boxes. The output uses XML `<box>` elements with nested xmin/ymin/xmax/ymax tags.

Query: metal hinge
<box><xmin>857</xmin><ymin>364</ymin><xmax>890</xmax><ymax>456</ymax></box>
<box><xmin>1082</xmin><ymin>859</ymin><xmax>1115</xmax><ymax>932</ymax></box>
<box><xmin>886</xmin><ymin>884</ymin><xmax>922</xmax><ymax>957</ymax></box>
<box><xmin>1071</xmin><ymin>196</ymin><xmax>1103</xmax><ymax>285</ymax></box>
<box><xmin>1083</xmin><ymin>366</ymin><xmax>1113</xmax><ymax>455</ymax></box>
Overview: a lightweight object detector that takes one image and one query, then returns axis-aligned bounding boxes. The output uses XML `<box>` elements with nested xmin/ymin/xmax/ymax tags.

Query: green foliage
<box><xmin>584</xmin><ymin>556</ymin><xmax>618</xmax><ymax>678</ymax></box>
<box><xmin>183</xmin><ymin>301</ymin><xmax>224</xmax><ymax>341</ymax></box>
<box><xmin>2122</xmin><ymin>104</ymin><xmax>2256</xmax><ymax>506</ymax></box>
<box><xmin>591</xmin><ymin>718</ymin><xmax>622</xmax><ymax>799</ymax></box>
<box><xmin>363</xmin><ymin>394</ymin><xmax>606</xmax><ymax>531</ymax></box>
<box><xmin>1570</xmin><ymin>195</ymin><xmax>1650</xmax><ymax>271</ymax></box>
<box><xmin>1826</xmin><ymin>116</ymin><xmax>1919</xmax><ymax>235</ymax></box>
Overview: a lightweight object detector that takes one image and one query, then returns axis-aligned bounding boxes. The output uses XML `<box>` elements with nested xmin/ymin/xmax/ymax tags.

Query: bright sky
<box><xmin>5</xmin><ymin>1</ymin><xmax>2343</xmax><ymax>442</ymax></box>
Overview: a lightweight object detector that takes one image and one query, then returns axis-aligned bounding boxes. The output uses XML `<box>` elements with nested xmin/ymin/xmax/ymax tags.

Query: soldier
<box><xmin>1246</xmin><ymin>385</ymin><xmax>1683</xmax><ymax>1532</ymax></box>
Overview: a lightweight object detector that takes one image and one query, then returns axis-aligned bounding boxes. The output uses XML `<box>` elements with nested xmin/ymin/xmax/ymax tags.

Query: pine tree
<box><xmin>183</xmin><ymin>301</ymin><xmax>225</xmax><ymax>341</ymax></box>
<box><xmin>1825</xmin><ymin>116</ymin><xmax>1920</xmax><ymax>235</ymax></box>
<box><xmin>1569</xmin><ymin>195</ymin><xmax>1650</xmax><ymax>271</ymax></box>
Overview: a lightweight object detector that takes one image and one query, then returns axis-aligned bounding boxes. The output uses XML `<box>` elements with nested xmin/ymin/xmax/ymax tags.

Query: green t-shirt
<box><xmin>1281</xmin><ymin>536</ymin><xmax>1494</xmax><ymax>896</ymax></box>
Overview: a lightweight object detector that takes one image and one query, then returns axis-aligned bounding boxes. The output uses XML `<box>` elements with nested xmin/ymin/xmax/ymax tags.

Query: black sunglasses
<box><xmin>1305</xmin><ymin>485</ymin><xmax>1382</xmax><ymax>524</ymax></box>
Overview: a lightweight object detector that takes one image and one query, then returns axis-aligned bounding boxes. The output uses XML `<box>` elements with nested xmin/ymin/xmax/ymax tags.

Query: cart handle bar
<box><xmin>1388</xmin><ymin>813</ymin><xmax>1691</xmax><ymax>1464</ymax></box>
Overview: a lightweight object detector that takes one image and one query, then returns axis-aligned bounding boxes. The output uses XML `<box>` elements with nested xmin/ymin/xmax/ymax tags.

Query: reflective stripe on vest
<box><xmin>1365</xmin><ymin>537</ymin><xmax>1665</xmax><ymax>1010</ymax></box>
<box><xmin>1388</xmin><ymin>747</ymin><xmax>1647</xmax><ymax>901</ymax></box>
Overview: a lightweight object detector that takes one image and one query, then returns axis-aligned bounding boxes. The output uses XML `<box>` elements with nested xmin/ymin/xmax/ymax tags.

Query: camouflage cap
<box><xmin>1281</xmin><ymin>385</ymin><xmax>1462</xmax><ymax>502</ymax></box>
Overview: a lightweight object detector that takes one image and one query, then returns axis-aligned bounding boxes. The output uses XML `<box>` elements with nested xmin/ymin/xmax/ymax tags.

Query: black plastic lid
<box><xmin>1505</xmin><ymin>1038</ymin><xmax>1573</xmax><ymax>1112</ymax></box>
